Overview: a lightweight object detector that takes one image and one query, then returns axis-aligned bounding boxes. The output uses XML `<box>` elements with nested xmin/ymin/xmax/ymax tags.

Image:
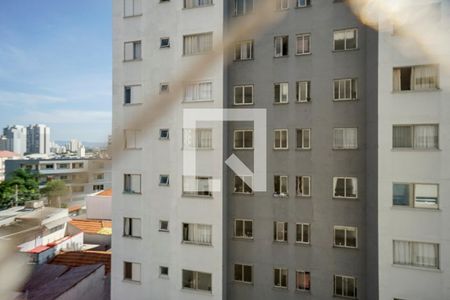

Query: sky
<box><xmin>0</xmin><ymin>0</ymin><xmax>112</xmax><ymax>143</ymax></box>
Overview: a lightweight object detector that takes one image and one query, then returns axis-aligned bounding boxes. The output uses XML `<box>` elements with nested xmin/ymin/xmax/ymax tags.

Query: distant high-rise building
<box><xmin>67</xmin><ymin>139</ymin><xmax>82</xmax><ymax>152</ymax></box>
<box><xmin>26</xmin><ymin>124</ymin><xmax>50</xmax><ymax>154</ymax></box>
<box><xmin>3</xmin><ymin>125</ymin><xmax>27</xmax><ymax>155</ymax></box>
<box><xmin>0</xmin><ymin>136</ymin><xmax>7</xmax><ymax>151</ymax></box>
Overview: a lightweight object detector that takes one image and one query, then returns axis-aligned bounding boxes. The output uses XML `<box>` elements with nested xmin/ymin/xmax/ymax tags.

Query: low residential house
<box><xmin>85</xmin><ymin>189</ymin><xmax>112</xmax><ymax>220</ymax></box>
<box><xmin>67</xmin><ymin>219</ymin><xmax>112</xmax><ymax>250</ymax></box>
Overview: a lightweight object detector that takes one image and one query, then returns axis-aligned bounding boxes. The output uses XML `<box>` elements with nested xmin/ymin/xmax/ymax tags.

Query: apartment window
<box><xmin>160</xmin><ymin>266</ymin><xmax>169</xmax><ymax>277</ymax></box>
<box><xmin>182</xmin><ymin>176</ymin><xmax>212</xmax><ymax>197</ymax></box>
<box><xmin>124</xmin><ymin>41</ymin><xmax>142</xmax><ymax>61</ymax></box>
<box><xmin>274</xmin><ymin>83</ymin><xmax>289</xmax><ymax>103</ymax></box>
<box><xmin>184</xmin><ymin>82</ymin><xmax>212</xmax><ymax>101</ymax></box>
<box><xmin>393</xmin><ymin>124</ymin><xmax>438</xmax><ymax>149</ymax></box>
<box><xmin>296</xmin><ymin>129</ymin><xmax>311</xmax><ymax>149</ymax></box>
<box><xmin>297</xmin><ymin>0</ymin><xmax>310</xmax><ymax>7</ymax></box>
<box><xmin>160</xmin><ymin>37</ymin><xmax>170</xmax><ymax>48</ymax></box>
<box><xmin>274</xmin><ymin>175</ymin><xmax>288</xmax><ymax>197</ymax></box>
<box><xmin>333</xmin><ymin>28</ymin><xmax>358</xmax><ymax>51</ymax></box>
<box><xmin>183</xmin><ymin>32</ymin><xmax>213</xmax><ymax>56</ymax></box>
<box><xmin>95</xmin><ymin>173</ymin><xmax>104</xmax><ymax>180</ymax></box>
<box><xmin>72</xmin><ymin>163</ymin><xmax>84</xmax><ymax>169</ymax></box>
<box><xmin>296</xmin><ymin>34</ymin><xmax>311</xmax><ymax>55</ymax></box>
<box><xmin>93</xmin><ymin>184</ymin><xmax>104</xmax><ymax>191</ymax></box>
<box><xmin>159</xmin><ymin>129</ymin><xmax>169</xmax><ymax>140</ymax></box>
<box><xmin>234</xmin><ymin>40</ymin><xmax>254</xmax><ymax>61</ymax></box>
<box><xmin>234</xmin><ymin>85</ymin><xmax>253</xmax><ymax>105</ymax></box>
<box><xmin>234</xmin><ymin>219</ymin><xmax>253</xmax><ymax>238</ymax></box>
<box><xmin>274</xmin><ymin>268</ymin><xmax>288</xmax><ymax>288</ymax></box>
<box><xmin>296</xmin><ymin>176</ymin><xmax>311</xmax><ymax>197</ymax></box>
<box><xmin>234</xmin><ymin>0</ymin><xmax>253</xmax><ymax>16</ymax></box>
<box><xmin>274</xmin><ymin>36</ymin><xmax>288</xmax><ymax>57</ymax></box>
<box><xmin>57</xmin><ymin>163</ymin><xmax>70</xmax><ymax>169</ymax></box>
<box><xmin>234</xmin><ymin>130</ymin><xmax>253</xmax><ymax>149</ymax></box>
<box><xmin>160</xmin><ymin>83</ymin><xmax>169</xmax><ymax>93</ymax></box>
<box><xmin>296</xmin><ymin>81</ymin><xmax>311</xmax><ymax>102</ymax></box>
<box><xmin>43</xmin><ymin>164</ymin><xmax>54</xmax><ymax>170</ymax></box>
<box><xmin>333</xmin><ymin>78</ymin><xmax>357</xmax><ymax>101</ymax></box>
<box><xmin>182</xmin><ymin>270</ymin><xmax>212</xmax><ymax>292</ymax></box>
<box><xmin>234</xmin><ymin>175</ymin><xmax>253</xmax><ymax>194</ymax></box>
<box><xmin>159</xmin><ymin>175</ymin><xmax>170</xmax><ymax>186</ymax></box>
<box><xmin>273</xmin><ymin>221</ymin><xmax>288</xmax><ymax>242</ymax></box>
<box><xmin>296</xmin><ymin>223</ymin><xmax>310</xmax><ymax>244</ymax></box>
<box><xmin>275</xmin><ymin>0</ymin><xmax>289</xmax><ymax>10</ymax></box>
<box><xmin>184</xmin><ymin>0</ymin><xmax>212</xmax><ymax>9</ymax></box>
<box><xmin>234</xmin><ymin>264</ymin><xmax>253</xmax><ymax>283</ymax></box>
<box><xmin>124</xmin><ymin>129</ymin><xmax>142</xmax><ymax>149</ymax></box>
<box><xmin>124</xmin><ymin>174</ymin><xmax>141</xmax><ymax>194</ymax></box>
<box><xmin>393</xmin><ymin>65</ymin><xmax>438</xmax><ymax>91</ymax></box>
<box><xmin>182</xmin><ymin>223</ymin><xmax>212</xmax><ymax>245</ymax></box>
<box><xmin>72</xmin><ymin>186</ymin><xmax>84</xmax><ymax>193</ymax></box>
<box><xmin>334</xmin><ymin>226</ymin><xmax>357</xmax><ymax>248</ymax></box>
<box><xmin>274</xmin><ymin>129</ymin><xmax>288</xmax><ymax>149</ymax></box>
<box><xmin>124</xmin><ymin>0</ymin><xmax>142</xmax><ymax>17</ymax></box>
<box><xmin>333</xmin><ymin>128</ymin><xmax>358</xmax><ymax>149</ymax></box>
<box><xmin>393</xmin><ymin>183</ymin><xmax>438</xmax><ymax>209</ymax></box>
<box><xmin>124</xmin><ymin>85</ymin><xmax>142</xmax><ymax>104</ymax></box>
<box><xmin>159</xmin><ymin>220</ymin><xmax>169</xmax><ymax>232</ymax></box>
<box><xmin>334</xmin><ymin>275</ymin><xmax>357</xmax><ymax>298</ymax></box>
<box><xmin>124</xmin><ymin>262</ymin><xmax>141</xmax><ymax>282</ymax></box>
<box><xmin>393</xmin><ymin>240</ymin><xmax>439</xmax><ymax>269</ymax></box>
<box><xmin>296</xmin><ymin>271</ymin><xmax>311</xmax><ymax>291</ymax></box>
<box><xmin>123</xmin><ymin>217</ymin><xmax>142</xmax><ymax>238</ymax></box>
<box><xmin>333</xmin><ymin>177</ymin><xmax>357</xmax><ymax>198</ymax></box>
<box><xmin>183</xmin><ymin>128</ymin><xmax>212</xmax><ymax>149</ymax></box>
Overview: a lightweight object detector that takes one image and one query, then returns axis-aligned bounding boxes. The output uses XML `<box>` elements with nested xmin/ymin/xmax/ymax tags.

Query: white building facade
<box><xmin>112</xmin><ymin>0</ymin><xmax>224</xmax><ymax>299</ymax></box>
<box><xmin>378</xmin><ymin>1</ymin><xmax>450</xmax><ymax>299</ymax></box>
<box><xmin>3</xmin><ymin>125</ymin><xmax>27</xmax><ymax>155</ymax></box>
<box><xmin>27</xmin><ymin>124</ymin><xmax>51</xmax><ymax>154</ymax></box>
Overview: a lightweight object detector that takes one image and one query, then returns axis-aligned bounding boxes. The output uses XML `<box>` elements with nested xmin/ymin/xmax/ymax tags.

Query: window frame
<box><xmin>123</xmin><ymin>217</ymin><xmax>142</xmax><ymax>238</ymax></box>
<box><xmin>123</xmin><ymin>261</ymin><xmax>141</xmax><ymax>282</ymax></box>
<box><xmin>333</xmin><ymin>78</ymin><xmax>358</xmax><ymax>101</ymax></box>
<box><xmin>274</xmin><ymin>82</ymin><xmax>289</xmax><ymax>104</ymax></box>
<box><xmin>183</xmin><ymin>81</ymin><xmax>213</xmax><ymax>102</ymax></box>
<box><xmin>234</xmin><ymin>263</ymin><xmax>253</xmax><ymax>284</ymax></box>
<box><xmin>124</xmin><ymin>84</ymin><xmax>142</xmax><ymax>105</ymax></box>
<box><xmin>296</xmin><ymin>270</ymin><xmax>311</xmax><ymax>292</ymax></box>
<box><xmin>296</xmin><ymin>128</ymin><xmax>311</xmax><ymax>150</ymax></box>
<box><xmin>124</xmin><ymin>129</ymin><xmax>142</xmax><ymax>150</ymax></box>
<box><xmin>393</xmin><ymin>240</ymin><xmax>440</xmax><ymax>269</ymax></box>
<box><xmin>233</xmin><ymin>85</ymin><xmax>254</xmax><ymax>105</ymax></box>
<box><xmin>233</xmin><ymin>175</ymin><xmax>253</xmax><ymax>194</ymax></box>
<box><xmin>273</xmin><ymin>268</ymin><xmax>288</xmax><ymax>288</ymax></box>
<box><xmin>334</xmin><ymin>274</ymin><xmax>357</xmax><ymax>298</ymax></box>
<box><xmin>182</xmin><ymin>176</ymin><xmax>213</xmax><ymax>197</ymax></box>
<box><xmin>159</xmin><ymin>128</ymin><xmax>170</xmax><ymax>140</ymax></box>
<box><xmin>296</xmin><ymin>81</ymin><xmax>311</xmax><ymax>102</ymax></box>
<box><xmin>296</xmin><ymin>0</ymin><xmax>311</xmax><ymax>8</ymax></box>
<box><xmin>183</xmin><ymin>32</ymin><xmax>213</xmax><ymax>56</ymax></box>
<box><xmin>183</xmin><ymin>128</ymin><xmax>213</xmax><ymax>149</ymax></box>
<box><xmin>274</xmin><ymin>175</ymin><xmax>289</xmax><ymax>197</ymax></box>
<box><xmin>392</xmin><ymin>124</ymin><xmax>439</xmax><ymax>150</ymax></box>
<box><xmin>233</xmin><ymin>0</ymin><xmax>254</xmax><ymax>16</ymax></box>
<box><xmin>233</xmin><ymin>129</ymin><xmax>254</xmax><ymax>149</ymax></box>
<box><xmin>184</xmin><ymin>0</ymin><xmax>213</xmax><ymax>9</ymax></box>
<box><xmin>333</xmin><ymin>177</ymin><xmax>358</xmax><ymax>199</ymax></box>
<box><xmin>296</xmin><ymin>176</ymin><xmax>311</xmax><ymax>197</ymax></box>
<box><xmin>333</xmin><ymin>226</ymin><xmax>358</xmax><ymax>249</ymax></box>
<box><xmin>392</xmin><ymin>182</ymin><xmax>439</xmax><ymax>209</ymax></box>
<box><xmin>296</xmin><ymin>223</ymin><xmax>310</xmax><ymax>244</ymax></box>
<box><xmin>333</xmin><ymin>127</ymin><xmax>358</xmax><ymax>150</ymax></box>
<box><xmin>274</xmin><ymin>36</ymin><xmax>289</xmax><ymax>57</ymax></box>
<box><xmin>273</xmin><ymin>221</ymin><xmax>288</xmax><ymax>242</ymax></box>
<box><xmin>159</xmin><ymin>220</ymin><xmax>169</xmax><ymax>232</ymax></box>
<box><xmin>159</xmin><ymin>174</ymin><xmax>170</xmax><ymax>186</ymax></box>
<box><xmin>234</xmin><ymin>40</ymin><xmax>254</xmax><ymax>61</ymax></box>
<box><xmin>333</xmin><ymin>28</ymin><xmax>358</xmax><ymax>51</ymax></box>
<box><xmin>182</xmin><ymin>269</ymin><xmax>212</xmax><ymax>292</ymax></box>
<box><xmin>274</xmin><ymin>129</ymin><xmax>289</xmax><ymax>149</ymax></box>
<box><xmin>124</xmin><ymin>41</ymin><xmax>142</xmax><ymax>61</ymax></box>
<box><xmin>123</xmin><ymin>174</ymin><xmax>142</xmax><ymax>194</ymax></box>
<box><xmin>124</xmin><ymin>0</ymin><xmax>142</xmax><ymax>17</ymax></box>
<box><xmin>234</xmin><ymin>218</ymin><xmax>253</xmax><ymax>239</ymax></box>
<box><xmin>182</xmin><ymin>223</ymin><xmax>213</xmax><ymax>245</ymax></box>
<box><xmin>296</xmin><ymin>33</ymin><xmax>311</xmax><ymax>55</ymax></box>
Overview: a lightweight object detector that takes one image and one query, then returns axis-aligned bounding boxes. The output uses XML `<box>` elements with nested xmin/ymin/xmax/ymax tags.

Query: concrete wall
<box><xmin>226</xmin><ymin>1</ymin><xmax>375</xmax><ymax>299</ymax></box>
<box><xmin>86</xmin><ymin>194</ymin><xmax>112</xmax><ymax>220</ymax></box>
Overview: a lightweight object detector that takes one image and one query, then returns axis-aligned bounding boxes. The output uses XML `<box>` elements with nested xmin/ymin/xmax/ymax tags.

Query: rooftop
<box><xmin>97</xmin><ymin>188</ymin><xmax>112</xmax><ymax>197</ymax></box>
<box><xmin>50</xmin><ymin>250</ymin><xmax>111</xmax><ymax>274</ymax></box>
<box><xmin>69</xmin><ymin>219</ymin><xmax>112</xmax><ymax>235</ymax></box>
<box><xmin>0</xmin><ymin>151</ymin><xmax>20</xmax><ymax>158</ymax></box>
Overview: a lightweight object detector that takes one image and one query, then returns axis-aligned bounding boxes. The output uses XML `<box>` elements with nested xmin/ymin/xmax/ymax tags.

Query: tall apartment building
<box><xmin>27</xmin><ymin>124</ymin><xmax>51</xmax><ymax>154</ymax></box>
<box><xmin>112</xmin><ymin>0</ymin><xmax>380</xmax><ymax>299</ymax></box>
<box><xmin>378</xmin><ymin>1</ymin><xmax>450</xmax><ymax>299</ymax></box>
<box><xmin>3</xmin><ymin>125</ymin><xmax>27</xmax><ymax>155</ymax></box>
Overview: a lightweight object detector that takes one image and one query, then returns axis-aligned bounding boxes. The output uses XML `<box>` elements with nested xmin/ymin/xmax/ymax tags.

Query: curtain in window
<box><xmin>197</xmin><ymin>177</ymin><xmax>211</xmax><ymax>195</ymax></box>
<box><xmin>414</xmin><ymin>125</ymin><xmax>437</xmax><ymax>148</ymax></box>
<box><xmin>393</xmin><ymin>68</ymin><xmax>401</xmax><ymax>91</ymax></box>
<box><xmin>124</xmin><ymin>218</ymin><xmax>131</xmax><ymax>235</ymax></box>
<box><xmin>184</xmin><ymin>34</ymin><xmax>212</xmax><ymax>55</ymax></box>
<box><xmin>414</xmin><ymin>184</ymin><xmax>438</xmax><ymax>208</ymax></box>
<box><xmin>131</xmin><ymin>175</ymin><xmax>141</xmax><ymax>193</ymax></box>
<box><xmin>187</xmin><ymin>224</ymin><xmax>211</xmax><ymax>244</ymax></box>
<box><xmin>393</xmin><ymin>126</ymin><xmax>412</xmax><ymax>148</ymax></box>
<box><xmin>198</xmin><ymin>129</ymin><xmax>212</xmax><ymax>148</ymax></box>
<box><xmin>346</xmin><ymin>178</ymin><xmax>357</xmax><ymax>197</ymax></box>
<box><xmin>198</xmin><ymin>82</ymin><xmax>212</xmax><ymax>100</ymax></box>
<box><xmin>413</xmin><ymin>65</ymin><xmax>437</xmax><ymax>90</ymax></box>
<box><xmin>394</xmin><ymin>241</ymin><xmax>438</xmax><ymax>268</ymax></box>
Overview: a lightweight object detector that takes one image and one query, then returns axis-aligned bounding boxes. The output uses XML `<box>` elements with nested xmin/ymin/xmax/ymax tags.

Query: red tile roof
<box><xmin>28</xmin><ymin>245</ymin><xmax>50</xmax><ymax>254</ymax></box>
<box><xmin>98</xmin><ymin>188</ymin><xmax>112</xmax><ymax>196</ymax></box>
<box><xmin>68</xmin><ymin>205</ymin><xmax>82</xmax><ymax>213</ymax></box>
<box><xmin>0</xmin><ymin>151</ymin><xmax>19</xmax><ymax>158</ymax></box>
<box><xmin>69</xmin><ymin>219</ymin><xmax>112</xmax><ymax>235</ymax></box>
<box><xmin>50</xmin><ymin>251</ymin><xmax>111</xmax><ymax>274</ymax></box>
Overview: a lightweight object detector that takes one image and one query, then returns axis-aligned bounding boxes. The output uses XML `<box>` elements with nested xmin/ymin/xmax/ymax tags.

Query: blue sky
<box><xmin>0</xmin><ymin>0</ymin><xmax>112</xmax><ymax>143</ymax></box>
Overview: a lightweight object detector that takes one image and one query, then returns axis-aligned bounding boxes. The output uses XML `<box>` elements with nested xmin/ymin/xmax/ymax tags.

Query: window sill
<box><xmin>122</xmin><ymin>279</ymin><xmax>141</xmax><ymax>285</ymax></box>
<box><xmin>273</xmin><ymin>286</ymin><xmax>289</xmax><ymax>291</ymax></box>
<box><xmin>122</xmin><ymin>235</ymin><xmax>142</xmax><ymax>240</ymax></box>
<box><xmin>332</xmin><ymin>48</ymin><xmax>360</xmax><ymax>53</ymax></box>
<box><xmin>333</xmin><ymin>245</ymin><xmax>358</xmax><ymax>250</ymax></box>
<box><xmin>391</xmin><ymin>148</ymin><xmax>440</xmax><ymax>152</ymax></box>
<box><xmin>159</xmin><ymin>275</ymin><xmax>169</xmax><ymax>280</ymax></box>
<box><xmin>333</xmin><ymin>98</ymin><xmax>359</xmax><ymax>102</ymax></box>
<box><xmin>273</xmin><ymin>148</ymin><xmax>289</xmax><ymax>151</ymax></box>
<box><xmin>232</xmin><ymin>236</ymin><xmax>254</xmax><ymax>241</ymax></box>
<box><xmin>273</xmin><ymin>194</ymin><xmax>289</xmax><ymax>198</ymax></box>
<box><xmin>273</xmin><ymin>240</ymin><xmax>288</xmax><ymax>244</ymax></box>
<box><xmin>233</xmin><ymin>58</ymin><xmax>254</xmax><ymax>62</ymax></box>
<box><xmin>232</xmin><ymin>192</ymin><xmax>254</xmax><ymax>196</ymax></box>
<box><xmin>332</xmin><ymin>197</ymin><xmax>358</xmax><ymax>200</ymax></box>
<box><xmin>182</xmin><ymin>99</ymin><xmax>215</xmax><ymax>104</ymax></box>
<box><xmin>333</xmin><ymin>295</ymin><xmax>357</xmax><ymax>299</ymax></box>
<box><xmin>296</xmin><ymin>195</ymin><xmax>311</xmax><ymax>198</ymax></box>
<box><xmin>332</xmin><ymin>147</ymin><xmax>359</xmax><ymax>151</ymax></box>
<box><xmin>123</xmin><ymin>192</ymin><xmax>142</xmax><ymax>195</ymax></box>
<box><xmin>273</xmin><ymin>55</ymin><xmax>289</xmax><ymax>59</ymax></box>
<box><xmin>273</xmin><ymin>101</ymin><xmax>289</xmax><ymax>105</ymax></box>
<box><xmin>233</xmin><ymin>280</ymin><xmax>253</xmax><ymax>285</ymax></box>
<box><xmin>295</xmin><ymin>5</ymin><xmax>312</xmax><ymax>9</ymax></box>
<box><xmin>181</xmin><ymin>288</ymin><xmax>213</xmax><ymax>295</ymax></box>
<box><xmin>391</xmin><ymin>205</ymin><xmax>440</xmax><ymax>212</ymax></box>
<box><xmin>392</xmin><ymin>264</ymin><xmax>441</xmax><ymax>272</ymax></box>
<box><xmin>182</xmin><ymin>147</ymin><xmax>214</xmax><ymax>151</ymax></box>
<box><xmin>182</xmin><ymin>241</ymin><xmax>213</xmax><ymax>247</ymax></box>
<box><xmin>296</xmin><ymin>100</ymin><xmax>311</xmax><ymax>103</ymax></box>
<box><xmin>124</xmin><ymin>148</ymin><xmax>143</xmax><ymax>151</ymax></box>
<box><xmin>233</xmin><ymin>147</ymin><xmax>254</xmax><ymax>151</ymax></box>
<box><xmin>295</xmin><ymin>52</ymin><xmax>312</xmax><ymax>56</ymax></box>
<box><xmin>123</xmin><ymin>14</ymin><xmax>143</xmax><ymax>19</ymax></box>
<box><xmin>233</xmin><ymin>103</ymin><xmax>255</xmax><ymax>106</ymax></box>
<box><xmin>295</xmin><ymin>148</ymin><xmax>311</xmax><ymax>151</ymax></box>
<box><xmin>123</xmin><ymin>103</ymin><xmax>143</xmax><ymax>107</ymax></box>
<box><xmin>182</xmin><ymin>194</ymin><xmax>213</xmax><ymax>199</ymax></box>
<box><xmin>158</xmin><ymin>229</ymin><xmax>170</xmax><ymax>233</ymax></box>
<box><xmin>392</xmin><ymin>88</ymin><xmax>441</xmax><ymax>94</ymax></box>
<box><xmin>159</xmin><ymin>138</ymin><xmax>170</xmax><ymax>141</ymax></box>
<box><xmin>158</xmin><ymin>184</ymin><xmax>170</xmax><ymax>187</ymax></box>
<box><xmin>295</xmin><ymin>241</ymin><xmax>311</xmax><ymax>246</ymax></box>
<box><xmin>123</xmin><ymin>58</ymin><xmax>143</xmax><ymax>62</ymax></box>
<box><xmin>182</xmin><ymin>4</ymin><xmax>215</xmax><ymax>10</ymax></box>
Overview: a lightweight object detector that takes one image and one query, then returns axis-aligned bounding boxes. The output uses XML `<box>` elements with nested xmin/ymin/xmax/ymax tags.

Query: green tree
<box><xmin>0</xmin><ymin>169</ymin><xmax>40</xmax><ymax>209</ymax></box>
<box><xmin>40</xmin><ymin>179</ymin><xmax>71</xmax><ymax>208</ymax></box>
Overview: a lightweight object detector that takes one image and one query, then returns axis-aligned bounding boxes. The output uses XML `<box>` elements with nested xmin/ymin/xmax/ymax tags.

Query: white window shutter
<box><xmin>131</xmin><ymin>85</ymin><xmax>142</xmax><ymax>103</ymax></box>
<box><xmin>124</xmin><ymin>0</ymin><xmax>133</xmax><ymax>17</ymax></box>
<box><xmin>133</xmin><ymin>219</ymin><xmax>142</xmax><ymax>237</ymax></box>
<box><xmin>132</xmin><ymin>263</ymin><xmax>141</xmax><ymax>281</ymax></box>
<box><xmin>124</xmin><ymin>42</ymin><xmax>133</xmax><ymax>60</ymax></box>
